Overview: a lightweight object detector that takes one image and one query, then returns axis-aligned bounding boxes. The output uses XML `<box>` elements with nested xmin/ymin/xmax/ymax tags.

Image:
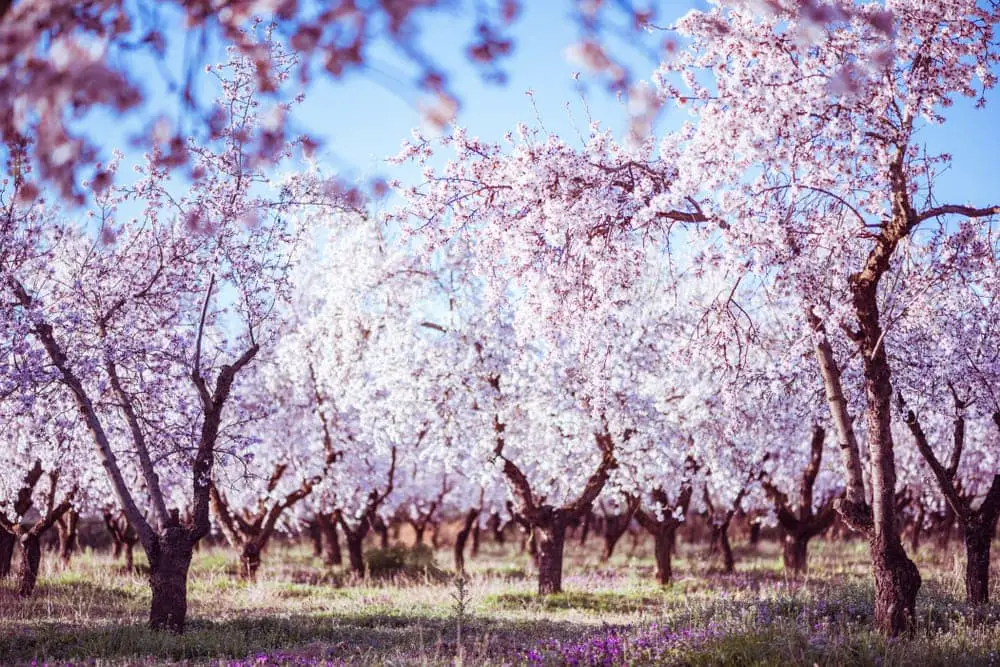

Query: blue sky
<box><xmin>90</xmin><ymin>1</ymin><xmax>999</xmax><ymax>216</ymax></box>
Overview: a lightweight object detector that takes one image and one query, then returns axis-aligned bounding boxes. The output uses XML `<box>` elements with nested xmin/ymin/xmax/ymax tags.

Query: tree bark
<box><xmin>148</xmin><ymin>527</ymin><xmax>194</xmax><ymax>633</ymax></box>
<box><xmin>964</xmin><ymin>523</ymin><xmax>993</xmax><ymax>605</ymax></box>
<box><xmin>0</xmin><ymin>531</ymin><xmax>14</xmax><ymax>578</ymax></box>
<box><xmin>536</xmin><ymin>515</ymin><xmax>567</xmax><ymax>595</ymax></box>
<box><xmin>17</xmin><ymin>534</ymin><xmax>42</xmax><ymax>597</ymax></box>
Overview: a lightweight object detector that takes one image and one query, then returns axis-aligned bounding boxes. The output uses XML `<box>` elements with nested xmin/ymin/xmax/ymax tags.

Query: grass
<box><xmin>1</xmin><ymin>532</ymin><xmax>999</xmax><ymax>665</ymax></box>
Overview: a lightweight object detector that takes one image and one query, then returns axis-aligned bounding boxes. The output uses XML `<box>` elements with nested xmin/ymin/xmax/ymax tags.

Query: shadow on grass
<box><xmin>0</xmin><ymin>612</ymin><xmax>627</xmax><ymax>664</ymax></box>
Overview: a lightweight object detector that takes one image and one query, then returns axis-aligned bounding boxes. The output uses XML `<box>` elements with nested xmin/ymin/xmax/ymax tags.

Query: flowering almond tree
<box><xmin>652</xmin><ymin>0</ymin><xmax>1000</xmax><ymax>633</ymax></box>
<box><xmin>2</xmin><ymin>38</ymin><xmax>340</xmax><ymax>632</ymax></box>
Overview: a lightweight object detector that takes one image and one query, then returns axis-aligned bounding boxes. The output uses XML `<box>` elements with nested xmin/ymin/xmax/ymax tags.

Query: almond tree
<box><xmin>2</xmin><ymin>38</ymin><xmax>338</xmax><ymax>631</ymax></box>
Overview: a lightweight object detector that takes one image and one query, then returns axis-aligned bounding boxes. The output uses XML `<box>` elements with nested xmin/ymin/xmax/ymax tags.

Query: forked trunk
<box><xmin>964</xmin><ymin>524</ymin><xmax>992</xmax><ymax>605</ymax></box>
<box><xmin>536</xmin><ymin>517</ymin><xmax>567</xmax><ymax>595</ymax></box>
<box><xmin>17</xmin><ymin>534</ymin><xmax>42</xmax><ymax>597</ymax></box>
<box><xmin>412</xmin><ymin>523</ymin><xmax>426</xmax><ymax>546</ymax></box>
<box><xmin>0</xmin><ymin>531</ymin><xmax>14</xmax><ymax>578</ymax></box>
<box><xmin>148</xmin><ymin>529</ymin><xmax>194</xmax><ymax>633</ymax></box>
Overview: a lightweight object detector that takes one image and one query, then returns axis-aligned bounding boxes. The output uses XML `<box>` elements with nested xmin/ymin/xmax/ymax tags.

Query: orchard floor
<box><xmin>2</xmin><ymin>537</ymin><xmax>1000</xmax><ymax>666</ymax></box>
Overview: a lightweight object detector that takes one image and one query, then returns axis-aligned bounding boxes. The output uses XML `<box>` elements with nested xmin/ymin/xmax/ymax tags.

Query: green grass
<box><xmin>1</xmin><ymin>534</ymin><xmax>998</xmax><ymax>665</ymax></box>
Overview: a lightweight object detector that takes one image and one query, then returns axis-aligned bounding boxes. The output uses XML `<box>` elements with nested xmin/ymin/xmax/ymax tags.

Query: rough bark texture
<box><xmin>149</xmin><ymin>527</ymin><xmax>195</xmax><ymax>633</ymax></box>
<box><xmin>17</xmin><ymin>534</ymin><xmax>42</xmax><ymax>597</ymax></box>
<box><xmin>535</xmin><ymin>515</ymin><xmax>567</xmax><ymax>595</ymax></box>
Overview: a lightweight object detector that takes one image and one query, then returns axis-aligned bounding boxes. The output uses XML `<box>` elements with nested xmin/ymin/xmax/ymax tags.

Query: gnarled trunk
<box><xmin>536</xmin><ymin>516</ymin><xmax>567</xmax><ymax>595</ymax></box>
<box><xmin>0</xmin><ymin>531</ymin><xmax>14</xmax><ymax>578</ymax></box>
<box><xmin>148</xmin><ymin>529</ymin><xmax>194</xmax><ymax>633</ymax></box>
<box><xmin>17</xmin><ymin>534</ymin><xmax>42</xmax><ymax>597</ymax></box>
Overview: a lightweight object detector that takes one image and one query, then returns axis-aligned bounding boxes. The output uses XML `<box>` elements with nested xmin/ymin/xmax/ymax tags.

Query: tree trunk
<box><xmin>712</xmin><ymin>523</ymin><xmax>735</xmax><ymax>573</ymax></box>
<box><xmin>535</xmin><ymin>518</ymin><xmax>567</xmax><ymax>595</ymax></box>
<box><xmin>909</xmin><ymin>506</ymin><xmax>923</xmax><ymax>554</ymax></box>
<box><xmin>148</xmin><ymin>529</ymin><xmax>194</xmax><ymax>633</ymax></box>
<box><xmin>412</xmin><ymin>523</ymin><xmax>425</xmax><ymax>547</ymax></box>
<box><xmin>0</xmin><ymin>531</ymin><xmax>14</xmax><ymax>578</ymax></box>
<box><xmin>240</xmin><ymin>541</ymin><xmax>262</xmax><ymax>581</ymax></box>
<box><xmin>17</xmin><ymin>534</ymin><xmax>42</xmax><ymax>597</ymax></box>
<box><xmin>317</xmin><ymin>514</ymin><xmax>343</xmax><ymax>566</ymax></box>
<box><xmin>454</xmin><ymin>510</ymin><xmax>478</xmax><ymax>574</ymax></box>
<box><xmin>578</xmin><ymin>510</ymin><xmax>592</xmax><ymax>546</ymax></box>
<box><xmin>490</xmin><ymin>514</ymin><xmax>505</xmax><ymax>545</ymax></box>
<box><xmin>471</xmin><ymin>522</ymin><xmax>481</xmax><ymax>557</ymax></box>
<box><xmin>600</xmin><ymin>525</ymin><xmax>627</xmax><ymax>562</ymax></box>
<box><xmin>374</xmin><ymin>519</ymin><xmax>389</xmax><ymax>550</ymax></box>
<box><xmin>307</xmin><ymin>519</ymin><xmax>323</xmax><ymax>558</ymax></box>
<box><xmin>124</xmin><ymin>540</ymin><xmax>136</xmax><ymax>571</ymax></box>
<box><xmin>782</xmin><ymin>533</ymin><xmax>809</xmax><ymax>575</ymax></box>
<box><xmin>964</xmin><ymin>524</ymin><xmax>992</xmax><ymax>605</ymax></box>
<box><xmin>346</xmin><ymin>533</ymin><xmax>365</xmax><ymax>575</ymax></box>
<box><xmin>56</xmin><ymin>509</ymin><xmax>80</xmax><ymax>567</ymax></box>
<box><xmin>870</xmin><ymin>533</ymin><xmax>920</xmax><ymax>636</ymax></box>
<box><xmin>652</xmin><ymin>527</ymin><xmax>675</xmax><ymax>586</ymax></box>
<box><xmin>748</xmin><ymin>521</ymin><xmax>761</xmax><ymax>546</ymax></box>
